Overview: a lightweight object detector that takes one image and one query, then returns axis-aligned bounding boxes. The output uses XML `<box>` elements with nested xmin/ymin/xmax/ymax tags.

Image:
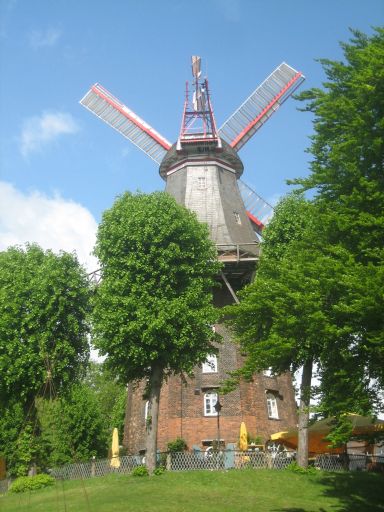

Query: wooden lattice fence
<box><xmin>2</xmin><ymin>452</ymin><xmax>382</xmax><ymax>490</ymax></box>
<box><xmin>51</xmin><ymin>455</ymin><xmax>142</xmax><ymax>480</ymax></box>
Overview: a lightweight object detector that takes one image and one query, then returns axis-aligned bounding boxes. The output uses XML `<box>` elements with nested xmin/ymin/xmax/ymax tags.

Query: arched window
<box><xmin>202</xmin><ymin>354</ymin><xmax>218</xmax><ymax>373</ymax></box>
<box><xmin>266</xmin><ymin>392</ymin><xmax>279</xmax><ymax>419</ymax></box>
<box><xmin>204</xmin><ymin>392</ymin><xmax>218</xmax><ymax>416</ymax></box>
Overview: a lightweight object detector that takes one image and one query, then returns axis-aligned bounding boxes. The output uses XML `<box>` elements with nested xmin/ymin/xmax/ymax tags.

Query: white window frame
<box><xmin>266</xmin><ymin>392</ymin><xmax>279</xmax><ymax>419</ymax></box>
<box><xmin>204</xmin><ymin>392</ymin><xmax>218</xmax><ymax>416</ymax></box>
<box><xmin>202</xmin><ymin>354</ymin><xmax>218</xmax><ymax>374</ymax></box>
<box><xmin>144</xmin><ymin>400</ymin><xmax>149</xmax><ymax>420</ymax></box>
<box><xmin>233</xmin><ymin>211</ymin><xmax>242</xmax><ymax>225</ymax></box>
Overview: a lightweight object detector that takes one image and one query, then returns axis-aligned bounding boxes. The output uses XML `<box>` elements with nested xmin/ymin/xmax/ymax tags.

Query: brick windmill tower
<box><xmin>80</xmin><ymin>57</ymin><xmax>305</xmax><ymax>453</ymax></box>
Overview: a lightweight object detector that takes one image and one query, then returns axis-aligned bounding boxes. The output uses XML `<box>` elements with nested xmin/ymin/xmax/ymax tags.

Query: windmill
<box><xmin>80</xmin><ymin>57</ymin><xmax>304</xmax><ymax>453</ymax></box>
<box><xmin>80</xmin><ymin>58</ymin><xmax>304</xmax><ymax>230</ymax></box>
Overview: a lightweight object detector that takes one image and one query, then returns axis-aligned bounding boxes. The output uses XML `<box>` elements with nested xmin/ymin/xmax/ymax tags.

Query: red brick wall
<box><xmin>123</xmin><ymin>322</ymin><xmax>297</xmax><ymax>453</ymax></box>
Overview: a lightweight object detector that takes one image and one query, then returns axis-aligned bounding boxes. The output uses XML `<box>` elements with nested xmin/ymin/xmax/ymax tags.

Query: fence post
<box><xmin>166</xmin><ymin>453</ymin><xmax>171</xmax><ymax>471</ymax></box>
<box><xmin>225</xmin><ymin>444</ymin><xmax>236</xmax><ymax>469</ymax></box>
<box><xmin>0</xmin><ymin>457</ymin><xmax>6</xmax><ymax>480</ymax></box>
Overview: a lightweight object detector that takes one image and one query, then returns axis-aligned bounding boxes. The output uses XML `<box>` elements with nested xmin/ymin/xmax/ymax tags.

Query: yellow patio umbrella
<box><xmin>270</xmin><ymin>429</ymin><xmax>343</xmax><ymax>454</ymax></box>
<box><xmin>110</xmin><ymin>427</ymin><xmax>121</xmax><ymax>469</ymax></box>
<box><xmin>239</xmin><ymin>422</ymin><xmax>248</xmax><ymax>451</ymax></box>
<box><xmin>270</xmin><ymin>414</ymin><xmax>384</xmax><ymax>454</ymax></box>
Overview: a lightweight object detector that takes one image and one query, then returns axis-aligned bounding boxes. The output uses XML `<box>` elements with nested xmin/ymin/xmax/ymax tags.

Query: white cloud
<box><xmin>0</xmin><ymin>182</ymin><xmax>98</xmax><ymax>271</ymax></box>
<box><xmin>20</xmin><ymin>111</ymin><xmax>79</xmax><ymax>157</ymax></box>
<box><xmin>29</xmin><ymin>28</ymin><xmax>62</xmax><ymax>49</ymax></box>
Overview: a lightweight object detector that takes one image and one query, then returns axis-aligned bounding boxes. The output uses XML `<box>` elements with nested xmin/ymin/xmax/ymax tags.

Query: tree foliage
<box><xmin>92</xmin><ymin>191</ymin><xmax>221</xmax><ymax>472</ymax></box>
<box><xmin>37</xmin><ymin>384</ymin><xmax>108</xmax><ymax>466</ymax></box>
<box><xmin>226</xmin><ymin>193</ymin><xmax>364</xmax><ymax>465</ymax></box>
<box><xmin>225</xmin><ymin>194</ymin><xmax>328</xmax><ymax>376</ymax></box>
<box><xmin>0</xmin><ymin>244</ymin><xmax>91</xmax><ymax>409</ymax></box>
<box><xmin>0</xmin><ymin>400</ymin><xmax>31</xmax><ymax>476</ymax></box>
<box><xmin>294</xmin><ymin>28</ymin><xmax>384</xmax><ymax>412</ymax></box>
<box><xmin>93</xmin><ymin>191</ymin><xmax>220</xmax><ymax>380</ymax></box>
<box><xmin>227</xmin><ymin>29</ymin><xmax>384</xmax><ymax>465</ymax></box>
<box><xmin>1</xmin><ymin>363</ymin><xmax>126</xmax><ymax>474</ymax></box>
<box><xmin>0</xmin><ymin>244</ymin><xmax>91</xmax><ymax>475</ymax></box>
<box><xmin>84</xmin><ymin>361</ymin><xmax>127</xmax><ymax>438</ymax></box>
<box><xmin>293</xmin><ymin>28</ymin><xmax>384</xmax><ymax>264</ymax></box>
<box><xmin>261</xmin><ymin>192</ymin><xmax>315</xmax><ymax>263</ymax></box>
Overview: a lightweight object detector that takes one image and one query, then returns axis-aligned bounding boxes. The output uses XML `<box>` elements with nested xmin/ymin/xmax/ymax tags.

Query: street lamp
<box><xmin>214</xmin><ymin>398</ymin><xmax>222</xmax><ymax>451</ymax></box>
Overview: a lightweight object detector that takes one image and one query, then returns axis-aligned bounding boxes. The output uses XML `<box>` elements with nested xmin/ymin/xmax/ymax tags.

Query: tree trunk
<box><xmin>145</xmin><ymin>364</ymin><xmax>163</xmax><ymax>474</ymax></box>
<box><xmin>297</xmin><ymin>359</ymin><xmax>313</xmax><ymax>468</ymax></box>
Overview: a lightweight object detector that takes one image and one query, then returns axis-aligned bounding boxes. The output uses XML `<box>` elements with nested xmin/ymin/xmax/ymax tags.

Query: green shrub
<box><xmin>9</xmin><ymin>474</ymin><xmax>55</xmax><ymax>493</ymax></box>
<box><xmin>167</xmin><ymin>438</ymin><xmax>188</xmax><ymax>453</ymax></box>
<box><xmin>13</xmin><ymin>424</ymin><xmax>37</xmax><ymax>477</ymax></box>
<box><xmin>153</xmin><ymin>466</ymin><xmax>165</xmax><ymax>476</ymax></box>
<box><xmin>285</xmin><ymin>461</ymin><xmax>317</xmax><ymax>475</ymax></box>
<box><xmin>132</xmin><ymin>465</ymin><xmax>148</xmax><ymax>477</ymax></box>
<box><xmin>247</xmin><ymin>434</ymin><xmax>263</xmax><ymax>445</ymax></box>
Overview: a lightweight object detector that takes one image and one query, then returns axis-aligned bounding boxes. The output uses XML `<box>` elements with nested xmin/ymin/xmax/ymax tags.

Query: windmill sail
<box><xmin>238</xmin><ymin>179</ymin><xmax>274</xmax><ymax>232</ymax></box>
<box><xmin>80</xmin><ymin>84</ymin><xmax>171</xmax><ymax>164</ymax></box>
<box><xmin>219</xmin><ymin>63</ymin><xmax>305</xmax><ymax>152</ymax></box>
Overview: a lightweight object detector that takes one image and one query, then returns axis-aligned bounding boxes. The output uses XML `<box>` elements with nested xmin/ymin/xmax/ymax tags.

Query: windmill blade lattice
<box><xmin>238</xmin><ymin>179</ymin><xmax>274</xmax><ymax>232</ymax></box>
<box><xmin>80</xmin><ymin>84</ymin><xmax>171</xmax><ymax>164</ymax></box>
<box><xmin>219</xmin><ymin>63</ymin><xmax>305</xmax><ymax>152</ymax></box>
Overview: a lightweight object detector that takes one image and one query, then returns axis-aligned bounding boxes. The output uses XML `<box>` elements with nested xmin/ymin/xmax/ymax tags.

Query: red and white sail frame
<box><xmin>219</xmin><ymin>62</ymin><xmax>305</xmax><ymax>152</ymax></box>
<box><xmin>80</xmin><ymin>84</ymin><xmax>171</xmax><ymax>164</ymax></box>
<box><xmin>238</xmin><ymin>179</ymin><xmax>274</xmax><ymax>232</ymax></box>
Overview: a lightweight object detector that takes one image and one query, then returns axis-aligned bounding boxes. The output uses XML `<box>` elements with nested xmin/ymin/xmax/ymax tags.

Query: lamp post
<box><xmin>214</xmin><ymin>398</ymin><xmax>222</xmax><ymax>470</ymax></box>
<box><xmin>214</xmin><ymin>398</ymin><xmax>222</xmax><ymax>451</ymax></box>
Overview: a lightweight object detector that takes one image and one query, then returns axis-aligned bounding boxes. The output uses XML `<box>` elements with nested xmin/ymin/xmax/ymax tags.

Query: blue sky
<box><xmin>0</xmin><ymin>0</ymin><xmax>382</xmax><ymax>269</ymax></box>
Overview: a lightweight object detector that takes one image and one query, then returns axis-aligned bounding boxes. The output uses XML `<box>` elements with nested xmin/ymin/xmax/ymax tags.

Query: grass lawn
<box><xmin>1</xmin><ymin>469</ymin><xmax>383</xmax><ymax>512</ymax></box>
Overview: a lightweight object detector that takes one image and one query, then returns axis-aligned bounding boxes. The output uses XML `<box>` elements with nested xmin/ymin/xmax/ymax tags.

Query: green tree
<box><xmin>0</xmin><ymin>244</ymin><xmax>91</xmax><ymax>408</ymax></box>
<box><xmin>0</xmin><ymin>400</ymin><xmax>29</xmax><ymax>476</ymax></box>
<box><xmin>84</xmin><ymin>362</ymin><xmax>127</xmax><ymax>438</ymax></box>
<box><xmin>92</xmin><ymin>191</ymin><xmax>221</xmax><ymax>473</ymax></box>
<box><xmin>294</xmin><ymin>28</ymin><xmax>384</xmax><ymax>264</ymax></box>
<box><xmin>36</xmin><ymin>363</ymin><xmax>127</xmax><ymax>468</ymax></box>
<box><xmin>0</xmin><ymin>363</ymin><xmax>126</xmax><ymax>474</ymax></box>
<box><xmin>0</xmin><ymin>244</ymin><xmax>91</xmax><ymax>474</ymax></box>
<box><xmin>226</xmin><ymin>194</ymin><xmax>360</xmax><ymax>466</ymax></box>
<box><xmin>294</xmin><ymin>28</ymin><xmax>384</xmax><ymax>413</ymax></box>
<box><xmin>37</xmin><ymin>384</ymin><xmax>108</xmax><ymax>466</ymax></box>
<box><xmin>228</xmin><ymin>30</ymin><xmax>384</xmax><ymax>466</ymax></box>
